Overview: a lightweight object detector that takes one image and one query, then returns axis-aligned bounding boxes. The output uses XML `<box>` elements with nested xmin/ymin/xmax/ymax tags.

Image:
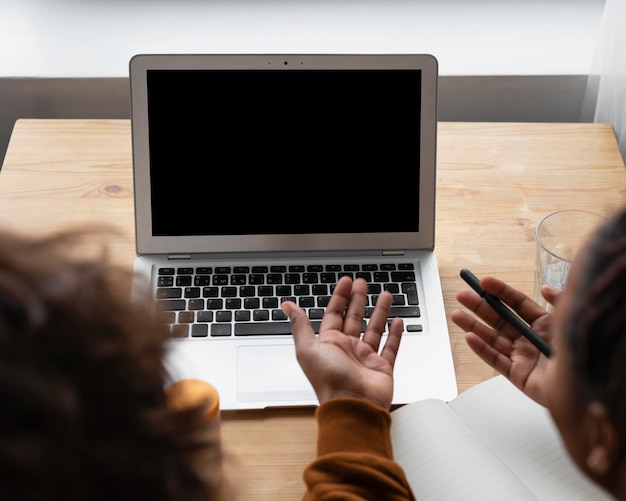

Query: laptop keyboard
<box><xmin>154</xmin><ymin>262</ymin><xmax>423</xmax><ymax>338</ymax></box>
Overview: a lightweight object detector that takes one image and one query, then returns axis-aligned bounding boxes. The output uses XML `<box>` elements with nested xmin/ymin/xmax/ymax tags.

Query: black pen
<box><xmin>460</xmin><ymin>268</ymin><xmax>553</xmax><ymax>358</ymax></box>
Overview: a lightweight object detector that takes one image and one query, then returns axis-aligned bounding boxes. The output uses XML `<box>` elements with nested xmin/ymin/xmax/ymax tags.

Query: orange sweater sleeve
<box><xmin>302</xmin><ymin>398</ymin><xmax>416</xmax><ymax>501</ymax></box>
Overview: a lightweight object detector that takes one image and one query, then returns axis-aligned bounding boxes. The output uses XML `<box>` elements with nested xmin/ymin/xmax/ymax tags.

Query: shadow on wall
<box><xmin>0</xmin><ymin>78</ymin><xmax>130</xmax><ymax>166</ymax></box>
<box><xmin>0</xmin><ymin>75</ymin><xmax>590</xmax><ymax>167</ymax></box>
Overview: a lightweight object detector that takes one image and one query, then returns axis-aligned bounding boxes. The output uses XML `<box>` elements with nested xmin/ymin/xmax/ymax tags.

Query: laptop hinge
<box><xmin>382</xmin><ymin>250</ymin><xmax>406</xmax><ymax>256</ymax></box>
<box><xmin>167</xmin><ymin>254</ymin><xmax>192</xmax><ymax>260</ymax></box>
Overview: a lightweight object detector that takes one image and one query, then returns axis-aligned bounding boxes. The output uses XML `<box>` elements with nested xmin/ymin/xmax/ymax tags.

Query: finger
<box><xmin>480</xmin><ymin>276</ymin><xmax>547</xmax><ymax>325</ymax></box>
<box><xmin>455</xmin><ymin>289</ymin><xmax>518</xmax><ymax>341</ymax></box>
<box><xmin>451</xmin><ymin>308</ymin><xmax>515</xmax><ymax>378</ymax></box>
<box><xmin>282</xmin><ymin>300</ymin><xmax>316</xmax><ymax>351</ymax></box>
<box><xmin>379</xmin><ymin>317</ymin><xmax>404</xmax><ymax>368</ymax></box>
<box><xmin>464</xmin><ymin>329</ymin><xmax>513</xmax><ymax>378</ymax></box>
<box><xmin>341</xmin><ymin>278</ymin><xmax>369</xmax><ymax>337</ymax></box>
<box><xmin>540</xmin><ymin>284</ymin><xmax>560</xmax><ymax>307</ymax></box>
<box><xmin>451</xmin><ymin>308</ymin><xmax>514</xmax><ymax>355</ymax></box>
<box><xmin>317</xmin><ymin>276</ymin><xmax>352</xmax><ymax>336</ymax></box>
<box><xmin>361</xmin><ymin>290</ymin><xmax>392</xmax><ymax>350</ymax></box>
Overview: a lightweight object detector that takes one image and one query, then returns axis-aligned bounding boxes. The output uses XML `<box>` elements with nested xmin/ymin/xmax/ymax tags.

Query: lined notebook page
<box><xmin>390</xmin><ymin>375</ymin><xmax>611</xmax><ymax>501</ymax></box>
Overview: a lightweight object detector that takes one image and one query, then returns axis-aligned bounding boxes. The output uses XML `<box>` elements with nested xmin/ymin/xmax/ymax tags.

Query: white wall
<box><xmin>0</xmin><ymin>0</ymin><xmax>608</xmax><ymax>165</ymax></box>
<box><xmin>0</xmin><ymin>0</ymin><xmax>606</xmax><ymax>78</ymax></box>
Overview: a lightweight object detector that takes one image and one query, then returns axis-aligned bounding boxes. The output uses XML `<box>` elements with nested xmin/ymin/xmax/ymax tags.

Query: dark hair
<box><xmin>565</xmin><ymin>206</ymin><xmax>626</xmax><ymax>461</ymax></box>
<box><xmin>0</xmin><ymin>229</ymin><xmax>216</xmax><ymax>501</ymax></box>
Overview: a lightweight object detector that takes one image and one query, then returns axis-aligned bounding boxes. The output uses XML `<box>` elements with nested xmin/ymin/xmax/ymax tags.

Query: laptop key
<box><xmin>298</xmin><ymin>296</ymin><xmax>315</xmax><ymax>308</ymax></box>
<box><xmin>211</xmin><ymin>324</ymin><xmax>232</xmax><ymax>337</ymax></box>
<box><xmin>391</xmin><ymin>271</ymin><xmax>416</xmax><ymax>282</ymax></box>
<box><xmin>383</xmin><ymin>283</ymin><xmax>400</xmax><ymax>293</ymax></box>
<box><xmin>176</xmin><ymin>276</ymin><xmax>192</xmax><ymax>286</ymax></box>
<box><xmin>391</xmin><ymin>294</ymin><xmax>406</xmax><ymax>305</ymax></box>
<box><xmin>157</xmin><ymin>287</ymin><xmax>182</xmax><ymax>299</ymax></box>
<box><xmin>244</xmin><ymin>297</ymin><xmax>260</xmax><ymax>309</ymax></box>
<box><xmin>389</xmin><ymin>306</ymin><xmax>421</xmax><ymax>317</ymax></box>
<box><xmin>234</xmin><ymin>320</ymin><xmax>322</xmax><ymax>336</ymax></box>
<box><xmin>160</xmin><ymin>311</ymin><xmax>176</xmax><ymax>324</ymax></box>
<box><xmin>309</xmin><ymin>308</ymin><xmax>324</xmax><ymax>319</ymax></box>
<box><xmin>191</xmin><ymin>324</ymin><xmax>209</xmax><ymax>337</ymax></box>
<box><xmin>172</xmin><ymin>324</ymin><xmax>189</xmax><ymax>338</ymax></box>
<box><xmin>188</xmin><ymin>298</ymin><xmax>204</xmax><ymax>310</ymax></box>
<box><xmin>294</xmin><ymin>284</ymin><xmax>310</xmax><ymax>295</ymax></box>
<box><xmin>178</xmin><ymin>311</ymin><xmax>194</xmax><ymax>323</ymax></box>
<box><xmin>312</xmin><ymin>284</ymin><xmax>328</xmax><ymax>295</ymax></box>
<box><xmin>235</xmin><ymin>322</ymin><xmax>292</xmax><ymax>336</ymax></box>
<box><xmin>272</xmin><ymin>309</ymin><xmax>288</xmax><ymax>321</ymax></box>
<box><xmin>184</xmin><ymin>287</ymin><xmax>201</xmax><ymax>298</ymax></box>
<box><xmin>197</xmin><ymin>311</ymin><xmax>214</xmax><ymax>322</ymax></box>
<box><xmin>317</xmin><ymin>295</ymin><xmax>331</xmax><ymax>307</ymax></box>
<box><xmin>320</xmin><ymin>273</ymin><xmax>336</xmax><ymax>283</ymax></box>
<box><xmin>402</xmin><ymin>282</ymin><xmax>419</xmax><ymax>304</ymax></box>
<box><xmin>365</xmin><ymin>306</ymin><xmax>420</xmax><ymax>318</ymax></box>
<box><xmin>249</xmin><ymin>274</ymin><xmax>265</xmax><ymax>284</ymax></box>
<box><xmin>215</xmin><ymin>311</ymin><xmax>232</xmax><ymax>322</ymax></box>
<box><xmin>253</xmin><ymin>310</ymin><xmax>270</xmax><ymax>321</ymax></box>
<box><xmin>206</xmin><ymin>299</ymin><xmax>223</xmax><ymax>309</ymax></box>
<box><xmin>157</xmin><ymin>299</ymin><xmax>185</xmax><ymax>311</ymax></box>
<box><xmin>235</xmin><ymin>310</ymin><xmax>250</xmax><ymax>321</ymax></box>
<box><xmin>225</xmin><ymin>298</ymin><xmax>241</xmax><ymax>309</ymax></box>
<box><xmin>157</xmin><ymin>276</ymin><xmax>174</xmax><ymax>287</ymax></box>
<box><xmin>262</xmin><ymin>297</ymin><xmax>279</xmax><ymax>308</ymax></box>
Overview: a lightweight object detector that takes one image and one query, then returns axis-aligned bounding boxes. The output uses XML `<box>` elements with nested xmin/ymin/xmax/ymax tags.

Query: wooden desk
<box><xmin>2</xmin><ymin>119</ymin><xmax>625</xmax><ymax>499</ymax></box>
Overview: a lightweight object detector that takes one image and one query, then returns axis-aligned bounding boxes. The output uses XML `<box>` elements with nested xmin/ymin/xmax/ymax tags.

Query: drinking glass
<box><xmin>533</xmin><ymin>209</ymin><xmax>605</xmax><ymax>312</ymax></box>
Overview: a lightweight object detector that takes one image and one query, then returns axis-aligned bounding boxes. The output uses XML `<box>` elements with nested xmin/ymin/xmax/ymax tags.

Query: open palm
<box><xmin>282</xmin><ymin>277</ymin><xmax>404</xmax><ymax>410</ymax></box>
<box><xmin>451</xmin><ymin>275</ymin><xmax>554</xmax><ymax>406</ymax></box>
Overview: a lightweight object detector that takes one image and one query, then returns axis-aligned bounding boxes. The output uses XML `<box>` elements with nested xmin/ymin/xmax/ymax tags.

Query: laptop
<box><xmin>129</xmin><ymin>53</ymin><xmax>458</xmax><ymax>410</ymax></box>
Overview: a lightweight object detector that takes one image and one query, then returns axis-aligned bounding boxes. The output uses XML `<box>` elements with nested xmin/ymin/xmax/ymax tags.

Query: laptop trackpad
<box><xmin>237</xmin><ymin>345</ymin><xmax>316</xmax><ymax>403</ymax></box>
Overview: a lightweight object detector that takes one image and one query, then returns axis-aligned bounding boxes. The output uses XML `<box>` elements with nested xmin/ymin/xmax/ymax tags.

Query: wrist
<box><xmin>315</xmin><ymin>398</ymin><xmax>393</xmax><ymax>457</ymax></box>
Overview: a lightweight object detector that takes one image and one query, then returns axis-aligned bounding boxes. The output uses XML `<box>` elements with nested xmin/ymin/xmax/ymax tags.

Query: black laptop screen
<box><xmin>146</xmin><ymin>69</ymin><xmax>422</xmax><ymax>236</ymax></box>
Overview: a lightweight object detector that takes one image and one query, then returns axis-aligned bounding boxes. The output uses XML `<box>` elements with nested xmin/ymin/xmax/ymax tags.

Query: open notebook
<box><xmin>391</xmin><ymin>375</ymin><xmax>611</xmax><ymax>500</ymax></box>
<box><xmin>129</xmin><ymin>53</ymin><xmax>458</xmax><ymax>410</ymax></box>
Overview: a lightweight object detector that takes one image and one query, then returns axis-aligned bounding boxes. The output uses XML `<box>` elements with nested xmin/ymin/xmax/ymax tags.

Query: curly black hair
<box><xmin>565</xmin><ymin>206</ymin><xmax>626</xmax><ymax>464</ymax></box>
<box><xmin>0</xmin><ymin>229</ymin><xmax>217</xmax><ymax>501</ymax></box>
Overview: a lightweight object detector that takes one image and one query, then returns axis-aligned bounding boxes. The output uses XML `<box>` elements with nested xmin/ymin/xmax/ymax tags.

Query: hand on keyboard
<box><xmin>282</xmin><ymin>276</ymin><xmax>404</xmax><ymax>410</ymax></box>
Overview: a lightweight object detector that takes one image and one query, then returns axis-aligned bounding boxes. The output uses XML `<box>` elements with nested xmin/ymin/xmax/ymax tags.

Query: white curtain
<box><xmin>581</xmin><ymin>0</ymin><xmax>626</xmax><ymax>163</ymax></box>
